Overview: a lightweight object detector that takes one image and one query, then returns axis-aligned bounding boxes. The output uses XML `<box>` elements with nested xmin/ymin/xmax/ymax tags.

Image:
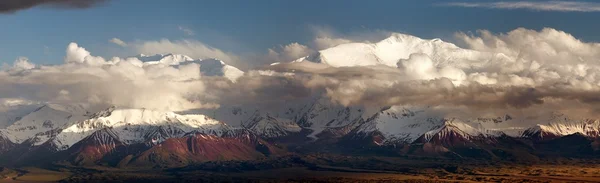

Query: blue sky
<box><xmin>1</xmin><ymin>0</ymin><xmax>600</xmax><ymax>66</ymax></box>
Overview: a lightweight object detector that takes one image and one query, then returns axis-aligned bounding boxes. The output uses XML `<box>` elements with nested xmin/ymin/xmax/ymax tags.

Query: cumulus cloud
<box><xmin>397</xmin><ymin>53</ymin><xmax>466</xmax><ymax>84</ymax></box>
<box><xmin>217</xmin><ymin>27</ymin><xmax>600</xmax><ymax>119</ymax></box>
<box><xmin>266</xmin><ymin>43</ymin><xmax>315</xmax><ymax>62</ymax></box>
<box><xmin>0</xmin><ymin>42</ymin><xmax>224</xmax><ymax>112</ymax></box>
<box><xmin>5</xmin><ymin>27</ymin><xmax>600</xmax><ymax>121</ymax></box>
<box><xmin>443</xmin><ymin>1</ymin><xmax>600</xmax><ymax>12</ymax></box>
<box><xmin>64</xmin><ymin>42</ymin><xmax>91</xmax><ymax>63</ymax></box>
<box><xmin>109</xmin><ymin>38</ymin><xmax>127</xmax><ymax>47</ymax></box>
<box><xmin>455</xmin><ymin>28</ymin><xmax>600</xmax><ymax>64</ymax></box>
<box><xmin>12</xmin><ymin>57</ymin><xmax>36</xmax><ymax>70</ymax></box>
<box><xmin>64</xmin><ymin>42</ymin><xmax>105</xmax><ymax>65</ymax></box>
<box><xmin>0</xmin><ymin>0</ymin><xmax>108</xmax><ymax>13</ymax></box>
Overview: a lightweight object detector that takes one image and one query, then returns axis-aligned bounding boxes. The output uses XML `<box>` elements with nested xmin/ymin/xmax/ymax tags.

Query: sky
<box><xmin>1</xmin><ymin>0</ymin><xmax>600</xmax><ymax>67</ymax></box>
<box><xmin>3</xmin><ymin>0</ymin><xmax>600</xmax><ymax>123</ymax></box>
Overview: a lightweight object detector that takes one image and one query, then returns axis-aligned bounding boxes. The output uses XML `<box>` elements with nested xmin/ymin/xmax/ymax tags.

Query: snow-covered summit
<box><xmin>136</xmin><ymin>53</ymin><xmax>194</xmax><ymax>65</ymax></box>
<box><xmin>135</xmin><ymin>54</ymin><xmax>244</xmax><ymax>81</ymax></box>
<box><xmin>194</xmin><ymin>59</ymin><xmax>244</xmax><ymax>81</ymax></box>
<box><xmin>351</xmin><ymin>105</ymin><xmax>600</xmax><ymax>146</ymax></box>
<box><xmin>522</xmin><ymin>119</ymin><xmax>600</xmax><ymax>140</ymax></box>
<box><xmin>353</xmin><ymin>106</ymin><xmax>482</xmax><ymax>144</ymax></box>
<box><xmin>296</xmin><ymin>33</ymin><xmax>495</xmax><ymax>71</ymax></box>
<box><xmin>3</xmin><ymin>104</ymin><xmax>90</xmax><ymax>145</ymax></box>
<box><xmin>50</xmin><ymin>106</ymin><xmax>232</xmax><ymax>150</ymax></box>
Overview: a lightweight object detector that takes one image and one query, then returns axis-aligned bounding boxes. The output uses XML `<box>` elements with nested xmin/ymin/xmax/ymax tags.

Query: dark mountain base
<box><xmin>3</xmin><ymin>127</ymin><xmax>600</xmax><ymax>182</ymax></box>
<box><xmin>4</xmin><ymin>154</ymin><xmax>600</xmax><ymax>182</ymax></box>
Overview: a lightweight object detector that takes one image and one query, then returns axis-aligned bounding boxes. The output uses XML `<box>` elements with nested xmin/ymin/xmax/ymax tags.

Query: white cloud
<box><xmin>313</xmin><ymin>37</ymin><xmax>352</xmax><ymax>50</ymax></box>
<box><xmin>310</xmin><ymin>26</ymin><xmax>353</xmax><ymax>49</ymax></box>
<box><xmin>65</xmin><ymin>42</ymin><xmax>106</xmax><ymax>65</ymax></box>
<box><xmin>109</xmin><ymin>38</ymin><xmax>128</xmax><ymax>47</ymax></box>
<box><xmin>5</xmin><ymin>27</ymin><xmax>600</xmax><ymax>121</ymax></box>
<box><xmin>12</xmin><ymin>57</ymin><xmax>36</xmax><ymax>70</ymax></box>
<box><xmin>65</xmin><ymin>42</ymin><xmax>91</xmax><ymax>64</ymax></box>
<box><xmin>454</xmin><ymin>28</ymin><xmax>600</xmax><ymax>66</ymax></box>
<box><xmin>266</xmin><ymin>43</ymin><xmax>315</xmax><ymax>62</ymax></box>
<box><xmin>259</xmin><ymin>27</ymin><xmax>600</xmax><ymax>118</ymax></box>
<box><xmin>309</xmin><ymin>25</ymin><xmax>392</xmax><ymax>50</ymax></box>
<box><xmin>0</xmin><ymin>43</ymin><xmax>217</xmax><ymax>111</ymax></box>
<box><xmin>443</xmin><ymin>1</ymin><xmax>600</xmax><ymax>12</ymax></box>
<box><xmin>397</xmin><ymin>53</ymin><xmax>466</xmax><ymax>85</ymax></box>
<box><xmin>178</xmin><ymin>26</ymin><xmax>195</xmax><ymax>36</ymax></box>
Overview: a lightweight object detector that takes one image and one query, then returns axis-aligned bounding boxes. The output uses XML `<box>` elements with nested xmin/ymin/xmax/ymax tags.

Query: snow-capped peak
<box><xmin>51</xmin><ymin>107</ymin><xmax>231</xmax><ymax>150</ymax></box>
<box><xmin>243</xmin><ymin>113</ymin><xmax>301</xmax><ymax>138</ymax></box>
<box><xmin>296</xmin><ymin>33</ymin><xmax>489</xmax><ymax>70</ymax></box>
<box><xmin>3</xmin><ymin>103</ymin><xmax>89</xmax><ymax>144</ymax></box>
<box><xmin>354</xmin><ymin>106</ymin><xmax>513</xmax><ymax>145</ymax></box>
<box><xmin>194</xmin><ymin>58</ymin><xmax>244</xmax><ymax>82</ymax></box>
<box><xmin>135</xmin><ymin>53</ymin><xmax>194</xmax><ymax>65</ymax></box>
<box><xmin>522</xmin><ymin>119</ymin><xmax>600</xmax><ymax>139</ymax></box>
<box><xmin>134</xmin><ymin>54</ymin><xmax>244</xmax><ymax>82</ymax></box>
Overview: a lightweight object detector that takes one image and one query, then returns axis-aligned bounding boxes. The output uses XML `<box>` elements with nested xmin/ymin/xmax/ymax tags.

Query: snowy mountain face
<box><xmin>0</xmin><ymin>103</ymin><xmax>40</xmax><ymax>129</ymax></box>
<box><xmin>50</xmin><ymin>106</ymin><xmax>232</xmax><ymax>151</ymax></box>
<box><xmin>352</xmin><ymin>106</ymin><xmax>493</xmax><ymax>145</ymax></box>
<box><xmin>1</xmin><ymin>104</ymin><xmax>90</xmax><ymax>145</ymax></box>
<box><xmin>191</xmin><ymin>105</ymin><xmax>303</xmax><ymax>139</ymax></box>
<box><xmin>135</xmin><ymin>54</ymin><xmax>244</xmax><ymax>81</ymax></box>
<box><xmin>297</xmin><ymin>33</ymin><xmax>492</xmax><ymax>69</ymax></box>
<box><xmin>136</xmin><ymin>53</ymin><xmax>194</xmax><ymax>65</ymax></box>
<box><xmin>195</xmin><ymin>96</ymin><xmax>370</xmax><ymax>139</ymax></box>
<box><xmin>348</xmin><ymin>105</ymin><xmax>600</xmax><ymax>146</ymax></box>
<box><xmin>522</xmin><ymin>119</ymin><xmax>600</xmax><ymax>140</ymax></box>
<box><xmin>0</xmin><ymin>102</ymin><xmax>241</xmax><ymax>152</ymax></box>
<box><xmin>1</xmin><ymin>100</ymin><xmax>593</xmax><ymax>154</ymax></box>
<box><xmin>194</xmin><ymin>59</ymin><xmax>244</xmax><ymax>81</ymax></box>
<box><xmin>242</xmin><ymin>113</ymin><xmax>302</xmax><ymax>138</ymax></box>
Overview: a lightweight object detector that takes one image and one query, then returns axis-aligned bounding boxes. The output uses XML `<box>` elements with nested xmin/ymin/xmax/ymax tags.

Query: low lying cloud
<box><xmin>0</xmin><ymin>0</ymin><xmax>108</xmax><ymax>13</ymax></box>
<box><xmin>1</xmin><ymin>42</ymin><xmax>219</xmax><ymax>112</ymax></box>
<box><xmin>5</xmin><ymin>27</ymin><xmax>600</xmax><ymax>121</ymax></box>
<box><xmin>443</xmin><ymin>1</ymin><xmax>600</xmax><ymax>12</ymax></box>
<box><xmin>210</xmin><ymin>27</ymin><xmax>600</xmax><ymax>119</ymax></box>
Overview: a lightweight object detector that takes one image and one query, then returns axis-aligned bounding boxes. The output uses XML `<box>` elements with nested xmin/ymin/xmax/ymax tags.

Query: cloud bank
<box><xmin>247</xmin><ymin>27</ymin><xmax>600</xmax><ymax>118</ymax></box>
<box><xmin>4</xmin><ymin>27</ymin><xmax>600</xmax><ymax>122</ymax></box>
<box><xmin>1</xmin><ymin>43</ymin><xmax>216</xmax><ymax>112</ymax></box>
<box><xmin>0</xmin><ymin>0</ymin><xmax>108</xmax><ymax>13</ymax></box>
<box><xmin>443</xmin><ymin>1</ymin><xmax>600</xmax><ymax>12</ymax></box>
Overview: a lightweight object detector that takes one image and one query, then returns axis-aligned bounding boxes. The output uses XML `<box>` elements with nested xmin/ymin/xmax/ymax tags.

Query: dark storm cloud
<box><xmin>0</xmin><ymin>0</ymin><xmax>107</xmax><ymax>13</ymax></box>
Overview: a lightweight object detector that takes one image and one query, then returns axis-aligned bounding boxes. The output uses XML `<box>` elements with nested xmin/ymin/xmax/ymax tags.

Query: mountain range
<box><xmin>1</xmin><ymin>35</ymin><xmax>600</xmax><ymax>167</ymax></box>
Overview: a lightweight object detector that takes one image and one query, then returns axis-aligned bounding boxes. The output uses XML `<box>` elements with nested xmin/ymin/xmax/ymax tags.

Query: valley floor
<box><xmin>3</xmin><ymin>156</ymin><xmax>600</xmax><ymax>182</ymax></box>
